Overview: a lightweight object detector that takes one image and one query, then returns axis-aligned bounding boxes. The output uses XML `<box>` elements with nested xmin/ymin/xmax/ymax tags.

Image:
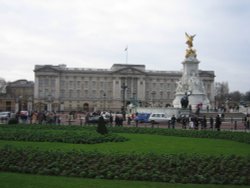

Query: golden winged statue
<box><xmin>185</xmin><ymin>32</ymin><xmax>197</xmax><ymax>58</ymax></box>
<box><xmin>185</xmin><ymin>32</ymin><xmax>196</xmax><ymax>48</ymax></box>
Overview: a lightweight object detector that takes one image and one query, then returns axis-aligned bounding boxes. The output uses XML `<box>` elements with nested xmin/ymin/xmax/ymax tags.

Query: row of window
<box><xmin>38</xmin><ymin>77</ymin><xmax>180</xmax><ymax>90</ymax></box>
<box><xmin>60</xmin><ymin>80</ymin><xmax>113</xmax><ymax>90</ymax></box>
<box><xmin>38</xmin><ymin>88</ymin><xmax>175</xmax><ymax>100</ymax></box>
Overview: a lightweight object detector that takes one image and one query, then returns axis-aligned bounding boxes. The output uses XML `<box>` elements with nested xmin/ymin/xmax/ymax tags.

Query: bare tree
<box><xmin>215</xmin><ymin>82</ymin><xmax>229</xmax><ymax>108</ymax></box>
<box><xmin>243</xmin><ymin>91</ymin><xmax>250</xmax><ymax>101</ymax></box>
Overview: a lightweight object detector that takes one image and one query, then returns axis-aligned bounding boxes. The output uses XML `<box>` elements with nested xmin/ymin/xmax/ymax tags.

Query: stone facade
<box><xmin>0</xmin><ymin>79</ymin><xmax>34</xmax><ymax>112</ymax></box>
<box><xmin>34</xmin><ymin>64</ymin><xmax>215</xmax><ymax>112</ymax></box>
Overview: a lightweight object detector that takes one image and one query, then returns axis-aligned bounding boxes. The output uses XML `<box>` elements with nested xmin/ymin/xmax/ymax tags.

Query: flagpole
<box><xmin>125</xmin><ymin>46</ymin><xmax>128</xmax><ymax>64</ymax></box>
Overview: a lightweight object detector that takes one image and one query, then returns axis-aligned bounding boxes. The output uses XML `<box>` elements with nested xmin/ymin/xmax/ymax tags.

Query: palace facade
<box><xmin>0</xmin><ymin>79</ymin><xmax>34</xmax><ymax>112</ymax></box>
<box><xmin>34</xmin><ymin>64</ymin><xmax>215</xmax><ymax>112</ymax></box>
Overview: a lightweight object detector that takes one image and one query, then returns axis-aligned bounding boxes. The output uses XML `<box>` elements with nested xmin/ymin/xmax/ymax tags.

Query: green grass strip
<box><xmin>1</xmin><ymin>172</ymin><xmax>249</xmax><ymax>188</ymax></box>
<box><xmin>1</xmin><ymin>133</ymin><xmax>250</xmax><ymax>156</ymax></box>
<box><xmin>1</xmin><ymin>124</ymin><xmax>250</xmax><ymax>144</ymax></box>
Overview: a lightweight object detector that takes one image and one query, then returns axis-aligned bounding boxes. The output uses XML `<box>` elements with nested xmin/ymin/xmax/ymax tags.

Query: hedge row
<box><xmin>0</xmin><ymin>128</ymin><xmax>128</xmax><ymax>144</ymax></box>
<box><xmin>108</xmin><ymin>127</ymin><xmax>250</xmax><ymax>144</ymax></box>
<box><xmin>1</xmin><ymin>124</ymin><xmax>250</xmax><ymax>144</ymax></box>
<box><xmin>0</xmin><ymin>147</ymin><xmax>249</xmax><ymax>185</ymax></box>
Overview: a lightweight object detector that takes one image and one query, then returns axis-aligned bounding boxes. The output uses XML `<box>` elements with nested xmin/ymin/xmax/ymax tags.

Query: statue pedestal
<box><xmin>173</xmin><ymin>93</ymin><xmax>210</xmax><ymax>110</ymax></box>
<box><xmin>173</xmin><ymin>56</ymin><xmax>210</xmax><ymax>110</ymax></box>
<box><xmin>178</xmin><ymin>108</ymin><xmax>192</xmax><ymax>117</ymax></box>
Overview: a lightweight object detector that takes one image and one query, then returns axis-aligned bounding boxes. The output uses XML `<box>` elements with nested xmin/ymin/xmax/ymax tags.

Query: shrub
<box><xmin>0</xmin><ymin>147</ymin><xmax>249</xmax><ymax>185</ymax></box>
<box><xmin>0</xmin><ymin>127</ymin><xmax>127</xmax><ymax>144</ymax></box>
<box><xmin>8</xmin><ymin>118</ymin><xmax>18</xmax><ymax>124</ymax></box>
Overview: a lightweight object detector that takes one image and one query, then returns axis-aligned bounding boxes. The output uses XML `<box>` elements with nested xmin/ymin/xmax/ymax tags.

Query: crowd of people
<box><xmin>178</xmin><ymin>114</ymin><xmax>222</xmax><ymax>131</ymax></box>
<box><xmin>15</xmin><ymin>111</ymin><xmax>62</xmax><ymax>125</ymax></box>
<box><xmin>2</xmin><ymin>109</ymin><xmax>249</xmax><ymax>132</ymax></box>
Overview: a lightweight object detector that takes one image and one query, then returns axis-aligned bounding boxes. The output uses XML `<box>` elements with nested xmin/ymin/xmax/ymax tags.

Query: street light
<box><xmin>103</xmin><ymin>92</ymin><xmax>106</xmax><ymax>111</ymax></box>
<box><xmin>27</xmin><ymin>96</ymin><xmax>33</xmax><ymax>114</ymax></box>
<box><xmin>47</xmin><ymin>95</ymin><xmax>53</xmax><ymax>112</ymax></box>
<box><xmin>151</xmin><ymin>91</ymin><xmax>156</xmax><ymax>107</ymax></box>
<box><xmin>121</xmin><ymin>82</ymin><xmax>127</xmax><ymax>120</ymax></box>
<box><xmin>15</xmin><ymin>96</ymin><xmax>22</xmax><ymax>113</ymax></box>
<box><xmin>18</xmin><ymin>96</ymin><xmax>23</xmax><ymax>112</ymax></box>
<box><xmin>132</xmin><ymin>92</ymin><xmax>138</xmax><ymax>107</ymax></box>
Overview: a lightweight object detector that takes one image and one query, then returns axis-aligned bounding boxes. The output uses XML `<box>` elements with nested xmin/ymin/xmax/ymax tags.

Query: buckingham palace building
<box><xmin>34</xmin><ymin>63</ymin><xmax>215</xmax><ymax>112</ymax></box>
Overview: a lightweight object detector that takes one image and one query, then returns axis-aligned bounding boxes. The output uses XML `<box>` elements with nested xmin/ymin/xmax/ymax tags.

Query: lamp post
<box><xmin>27</xmin><ymin>97</ymin><xmax>33</xmax><ymax>114</ymax></box>
<box><xmin>15</xmin><ymin>97</ymin><xmax>20</xmax><ymax>113</ymax></box>
<box><xmin>121</xmin><ymin>82</ymin><xmax>127</xmax><ymax>120</ymax></box>
<box><xmin>151</xmin><ymin>91</ymin><xmax>156</xmax><ymax>107</ymax></box>
<box><xmin>18</xmin><ymin>96</ymin><xmax>23</xmax><ymax>112</ymax></box>
<box><xmin>47</xmin><ymin>95</ymin><xmax>53</xmax><ymax>112</ymax></box>
<box><xmin>103</xmin><ymin>93</ymin><xmax>106</xmax><ymax>111</ymax></box>
<box><xmin>132</xmin><ymin>92</ymin><xmax>138</xmax><ymax>107</ymax></box>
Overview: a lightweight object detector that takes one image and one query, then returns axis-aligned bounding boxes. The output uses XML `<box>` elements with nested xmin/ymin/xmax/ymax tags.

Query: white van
<box><xmin>148</xmin><ymin>113</ymin><xmax>171</xmax><ymax>124</ymax></box>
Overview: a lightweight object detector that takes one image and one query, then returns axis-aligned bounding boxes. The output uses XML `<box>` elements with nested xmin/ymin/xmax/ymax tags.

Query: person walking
<box><xmin>171</xmin><ymin>115</ymin><xmax>176</xmax><ymax>129</ymax></box>
<box><xmin>201</xmin><ymin>115</ymin><xmax>207</xmax><ymax>129</ymax></box>
<box><xmin>209</xmin><ymin>116</ymin><xmax>214</xmax><ymax>130</ymax></box>
<box><xmin>215</xmin><ymin>114</ymin><xmax>221</xmax><ymax>131</ymax></box>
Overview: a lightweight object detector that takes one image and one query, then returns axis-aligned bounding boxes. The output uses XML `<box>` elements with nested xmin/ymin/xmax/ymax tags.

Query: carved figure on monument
<box><xmin>185</xmin><ymin>48</ymin><xmax>197</xmax><ymax>58</ymax></box>
<box><xmin>181</xmin><ymin>92</ymin><xmax>191</xmax><ymax>109</ymax></box>
<box><xmin>176</xmin><ymin>80</ymin><xmax>183</xmax><ymax>93</ymax></box>
<box><xmin>189</xmin><ymin>75</ymin><xmax>206</xmax><ymax>93</ymax></box>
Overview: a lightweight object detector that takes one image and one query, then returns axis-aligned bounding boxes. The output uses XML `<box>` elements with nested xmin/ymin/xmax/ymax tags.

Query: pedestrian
<box><xmin>215</xmin><ymin>114</ymin><xmax>221</xmax><ymax>131</ymax></box>
<box><xmin>109</xmin><ymin>114</ymin><xmax>113</xmax><ymax>126</ymax></box>
<box><xmin>182</xmin><ymin>116</ymin><xmax>188</xmax><ymax>129</ymax></box>
<box><xmin>194</xmin><ymin>116</ymin><xmax>199</xmax><ymax>130</ymax></box>
<box><xmin>234</xmin><ymin>120</ymin><xmax>237</xmax><ymax>130</ymax></box>
<box><xmin>247</xmin><ymin>115</ymin><xmax>250</xmax><ymax>130</ymax></box>
<box><xmin>209</xmin><ymin>116</ymin><xmax>214</xmax><ymax>130</ymax></box>
<box><xmin>97</xmin><ymin>116</ymin><xmax>108</xmax><ymax>135</ymax></box>
<box><xmin>171</xmin><ymin>115</ymin><xmax>176</xmax><ymax>129</ymax></box>
<box><xmin>85</xmin><ymin>113</ymin><xmax>90</xmax><ymax>125</ymax></box>
<box><xmin>127</xmin><ymin>115</ymin><xmax>131</xmax><ymax>125</ymax></box>
<box><xmin>201</xmin><ymin>115</ymin><xmax>207</xmax><ymax>129</ymax></box>
<box><xmin>189</xmin><ymin>119</ymin><xmax>194</xmax><ymax>129</ymax></box>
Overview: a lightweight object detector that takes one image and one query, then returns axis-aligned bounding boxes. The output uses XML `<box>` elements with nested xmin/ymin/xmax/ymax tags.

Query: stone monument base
<box><xmin>173</xmin><ymin>93</ymin><xmax>210</xmax><ymax>110</ymax></box>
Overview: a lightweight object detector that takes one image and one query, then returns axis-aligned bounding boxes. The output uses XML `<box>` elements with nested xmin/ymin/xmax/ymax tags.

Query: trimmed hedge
<box><xmin>0</xmin><ymin>147</ymin><xmax>249</xmax><ymax>185</ymax></box>
<box><xmin>108</xmin><ymin>127</ymin><xmax>250</xmax><ymax>144</ymax></box>
<box><xmin>1</xmin><ymin>124</ymin><xmax>250</xmax><ymax>144</ymax></box>
<box><xmin>0</xmin><ymin>128</ymin><xmax>128</xmax><ymax>144</ymax></box>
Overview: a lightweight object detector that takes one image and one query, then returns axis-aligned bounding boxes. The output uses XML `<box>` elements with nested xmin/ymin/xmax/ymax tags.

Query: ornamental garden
<box><xmin>0</xmin><ymin>124</ymin><xmax>250</xmax><ymax>188</ymax></box>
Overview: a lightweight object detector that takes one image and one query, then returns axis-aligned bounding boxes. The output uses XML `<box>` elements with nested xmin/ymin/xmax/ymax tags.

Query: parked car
<box><xmin>148</xmin><ymin>113</ymin><xmax>171</xmax><ymax>124</ymax></box>
<box><xmin>86</xmin><ymin>114</ymin><xmax>110</xmax><ymax>124</ymax></box>
<box><xmin>134</xmin><ymin>113</ymin><xmax>151</xmax><ymax>123</ymax></box>
<box><xmin>0</xmin><ymin>111</ymin><xmax>11</xmax><ymax>121</ymax></box>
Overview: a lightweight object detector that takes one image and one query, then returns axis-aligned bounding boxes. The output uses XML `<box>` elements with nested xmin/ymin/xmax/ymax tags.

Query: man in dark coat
<box><xmin>97</xmin><ymin>116</ymin><xmax>108</xmax><ymax>135</ymax></box>
<box><xmin>215</xmin><ymin>115</ymin><xmax>221</xmax><ymax>131</ymax></box>
<box><xmin>209</xmin><ymin>116</ymin><xmax>214</xmax><ymax>130</ymax></box>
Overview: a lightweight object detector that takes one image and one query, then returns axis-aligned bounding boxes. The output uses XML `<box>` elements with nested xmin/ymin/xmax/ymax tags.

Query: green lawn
<box><xmin>0</xmin><ymin>172</ymin><xmax>249</xmax><ymax>188</ymax></box>
<box><xmin>1</xmin><ymin>133</ymin><xmax>250</xmax><ymax>156</ymax></box>
<box><xmin>1</xmin><ymin>126</ymin><xmax>250</xmax><ymax>187</ymax></box>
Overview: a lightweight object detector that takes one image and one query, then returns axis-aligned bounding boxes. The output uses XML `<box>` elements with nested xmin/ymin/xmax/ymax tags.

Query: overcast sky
<box><xmin>0</xmin><ymin>0</ymin><xmax>249</xmax><ymax>92</ymax></box>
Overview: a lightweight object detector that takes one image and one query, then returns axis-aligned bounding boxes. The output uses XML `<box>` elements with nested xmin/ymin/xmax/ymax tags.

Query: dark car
<box><xmin>134</xmin><ymin>113</ymin><xmax>151</xmax><ymax>123</ymax></box>
<box><xmin>86</xmin><ymin>114</ymin><xmax>110</xmax><ymax>124</ymax></box>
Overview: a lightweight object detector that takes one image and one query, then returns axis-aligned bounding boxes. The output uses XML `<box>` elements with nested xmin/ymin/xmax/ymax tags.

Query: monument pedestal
<box><xmin>173</xmin><ymin>56</ymin><xmax>210</xmax><ymax>110</ymax></box>
<box><xmin>173</xmin><ymin>93</ymin><xmax>210</xmax><ymax>110</ymax></box>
